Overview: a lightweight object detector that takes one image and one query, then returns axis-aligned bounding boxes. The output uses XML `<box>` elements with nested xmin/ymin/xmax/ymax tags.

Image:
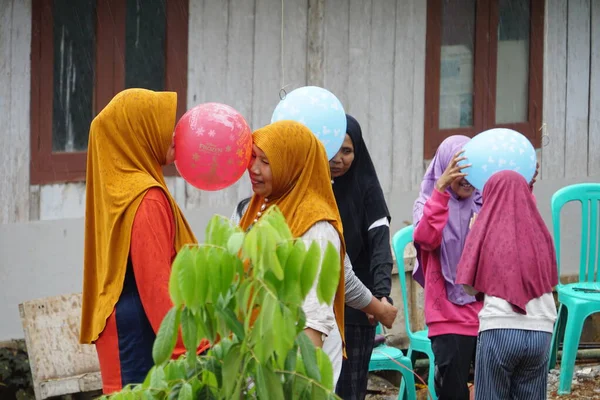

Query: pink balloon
<box><xmin>174</xmin><ymin>103</ymin><xmax>252</xmax><ymax>191</ymax></box>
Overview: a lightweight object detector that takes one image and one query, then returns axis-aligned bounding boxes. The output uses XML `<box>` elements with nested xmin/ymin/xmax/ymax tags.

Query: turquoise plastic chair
<box><xmin>548</xmin><ymin>183</ymin><xmax>600</xmax><ymax>394</ymax></box>
<box><xmin>392</xmin><ymin>226</ymin><xmax>437</xmax><ymax>400</ymax></box>
<box><xmin>369</xmin><ymin>323</ymin><xmax>417</xmax><ymax>400</ymax></box>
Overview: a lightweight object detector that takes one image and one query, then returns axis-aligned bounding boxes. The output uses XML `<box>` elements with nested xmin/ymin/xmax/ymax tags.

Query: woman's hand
<box><xmin>463</xmin><ymin>284</ymin><xmax>479</xmax><ymax>296</ymax></box>
<box><xmin>435</xmin><ymin>150</ymin><xmax>471</xmax><ymax>192</ymax></box>
<box><xmin>368</xmin><ymin>297</ymin><xmax>398</xmax><ymax>329</ymax></box>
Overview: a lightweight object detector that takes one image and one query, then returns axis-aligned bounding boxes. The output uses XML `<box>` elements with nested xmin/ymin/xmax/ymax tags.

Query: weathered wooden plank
<box><xmin>282</xmin><ymin>0</ymin><xmax>308</xmax><ymax>92</ymax></box>
<box><xmin>589</xmin><ymin>0</ymin><xmax>600</xmax><ymax>176</ymax></box>
<box><xmin>307</xmin><ymin>0</ymin><xmax>325</xmax><ymax>86</ymax></box>
<box><xmin>0</xmin><ymin>0</ymin><xmax>31</xmax><ymax>224</ymax></box>
<box><xmin>19</xmin><ymin>293</ymin><xmax>101</xmax><ymax>399</ymax></box>
<box><xmin>411</xmin><ymin>0</ymin><xmax>427</xmax><ymax>189</ymax></box>
<box><xmin>564</xmin><ymin>0</ymin><xmax>590</xmax><ymax>178</ymax></box>
<box><xmin>252</xmin><ymin>0</ymin><xmax>283</xmax><ymax>130</ymax></box>
<box><xmin>392</xmin><ymin>0</ymin><xmax>416</xmax><ymax>191</ymax></box>
<box><xmin>323</xmin><ymin>0</ymin><xmax>349</xmax><ymax>108</ymax></box>
<box><xmin>541</xmin><ymin>0</ymin><xmax>568</xmax><ymax>179</ymax></box>
<box><xmin>186</xmin><ymin>1</ymin><xmax>245</xmax><ymax>208</ymax></box>
<box><xmin>224</xmin><ymin>0</ymin><xmax>257</xmax><ymax>203</ymax></box>
<box><xmin>367</xmin><ymin>0</ymin><xmax>396</xmax><ymax>194</ymax></box>
<box><xmin>346</xmin><ymin>0</ymin><xmax>371</xmax><ymax>127</ymax></box>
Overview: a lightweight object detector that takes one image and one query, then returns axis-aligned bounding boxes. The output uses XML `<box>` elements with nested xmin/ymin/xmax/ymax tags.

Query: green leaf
<box><xmin>310</xmin><ymin>385</ymin><xmax>330</xmax><ymax>400</ymax></box>
<box><xmin>201</xmin><ymin>369</ymin><xmax>218</xmax><ymax>389</ymax></box>
<box><xmin>316</xmin><ymin>242</ymin><xmax>341</xmax><ymax>305</ymax></box>
<box><xmin>257</xmin><ymin>294</ymin><xmax>276</xmax><ymax>337</ymax></box>
<box><xmin>219</xmin><ymin>253</ymin><xmax>236</xmax><ymax>297</ymax></box>
<box><xmin>227</xmin><ymin>231</ymin><xmax>245</xmax><ymax>255</ymax></box>
<box><xmin>264</xmin><ymin>206</ymin><xmax>293</xmax><ymax>240</ymax></box>
<box><xmin>169</xmin><ymin>247</ymin><xmax>190</xmax><ymax>306</ymax></box>
<box><xmin>180</xmin><ymin>307</ymin><xmax>198</xmax><ymax>364</ymax></box>
<box><xmin>178</xmin><ymin>247</ymin><xmax>197</xmax><ymax>307</ymax></box>
<box><xmin>202</xmin><ymin>304</ymin><xmax>217</xmax><ymax>343</ymax></box>
<box><xmin>215</xmin><ymin>306</ymin><xmax>245</xmax><ymax>340</ymax></box>
<box><xmin>254</xmin><ymin>323</ymin><xmax>275</xmax><ymax>364</ymax></box>
<box><xmin>283</xmin><ymin>240</ymin><xmax>306</xmax><ymax>304</ymax></box>
<box><xmin>296</xmin><ymin>332</ymin><xmax>321</xmax><ymax>382</ymax></box>
<box><xmin>255</xmin><ymin>364</ymin><xmax>284</xmax><ymax>400</ymax></box>
<box><xmin>207</xmin><ymin>247</ymin><xmax>223</xmax><ymax>302</ymax></box>
<box><xmin>300</xmin><ymin>241</ymin><xmax>321</xmax><ymax>299</ymax></box>
<box><xmin>178</xmin><ymin>382</ymin><xmax>193</xmax><ymax>400</ymax></box>
<box><xmin>164</xmin><ymin>360</ymin><xmax>187</xmax><ymax>381</ymax></box>
<box><xmin>152</xmin><ymin>306</ymin><xmax>181</xmax><ymax>365</ymax></box>
<box><xmin>315</xmin><ymin>347</ymin><xmax>334</xmax><ymax>390</ymax></box>
<box><xmin>205</xmin><ymin>215</ymin><xmax>230</xmax><ymax>247</ymax></box>
<box><xmin>276</xmin><ymin>241</ymin><xmax>292</xmax><ymax>267</ymax></box>
<box><xmin>195</xmin><ymin>246</ymin><xmax>210</xmax><ymax>305</ymax></box>
<box><xmin>149</xmin><ymin>365</ymin><xmax>167</xmax><ymax>389</ymax></box>
<box><xmin>272</xmin><ymin>305</ymin><xmax>294</xmax><ymax>369</ymax></box>
<box><xmin>222</xmin><ymin>344</ymin><xmax>243</xmax><ymax>398</ymax></box>
<box><xmin>242</xmin><ymin>226</ymin><xmax>259</xmax><ymax>262</ymax></box>
<box><xmin>292</xmin><ymin>359</ymin><xmax>312</xmax><ymax>399</ymax></box>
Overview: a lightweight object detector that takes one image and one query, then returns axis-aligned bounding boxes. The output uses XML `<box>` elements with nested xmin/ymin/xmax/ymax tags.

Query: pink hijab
<box><xmin>456</xmin><ymin>170</ymin><xmax>558</xmax><ymax>313</ymax></box>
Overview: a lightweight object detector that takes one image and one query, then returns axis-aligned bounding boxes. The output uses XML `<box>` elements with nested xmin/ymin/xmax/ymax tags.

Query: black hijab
<box><xmin>332</xmin><ymin>114</ymin><xmax>391</xmax><ymax>263</ymax></box>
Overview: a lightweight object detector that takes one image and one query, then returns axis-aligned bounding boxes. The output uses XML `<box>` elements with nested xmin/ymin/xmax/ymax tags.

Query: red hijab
<box><xmin>456</xmin><ymin>170</ymin><xmax>558</xmax><ymax>314</ymax></box>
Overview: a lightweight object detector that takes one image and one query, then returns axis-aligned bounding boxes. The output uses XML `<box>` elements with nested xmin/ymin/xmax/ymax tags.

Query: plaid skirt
<box><xmin>335</xmin><ymin>324</ymin><xmax>376</xmax><ymax>400</ymax></box>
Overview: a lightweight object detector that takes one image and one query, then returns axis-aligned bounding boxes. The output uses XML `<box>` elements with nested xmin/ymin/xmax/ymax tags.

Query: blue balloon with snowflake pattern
<box><xmin>271</xmin><ymin>86</ymin><xmax>346</xmax><ymax>160</ymax></box>
<box><xmin>458</xmin><ymin>128</ymin><xmax>537</xmax><ymax>191</ymax></box>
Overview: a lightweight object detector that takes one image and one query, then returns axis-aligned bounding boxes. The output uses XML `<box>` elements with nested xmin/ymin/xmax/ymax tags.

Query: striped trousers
<box><xmin>475</xmin><ymin>329</ymin><xmax>551</xmax><ymax>400</ymax></box>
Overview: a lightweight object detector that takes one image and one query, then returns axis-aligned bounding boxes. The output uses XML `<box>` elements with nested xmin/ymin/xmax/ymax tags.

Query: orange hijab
<box><xmin>80</xmin><ymin>89</ymin><xmax>196</xmax><ymax>344</ymax></box>
<box><xmin>239</xmin><ymin>120</ymin><xmax>346</xmax><ymax>346</ymax></box>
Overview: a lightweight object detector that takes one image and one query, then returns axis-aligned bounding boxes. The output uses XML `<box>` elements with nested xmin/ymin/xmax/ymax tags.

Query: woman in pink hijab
<box><xmin>456</xmin><ymin>170</ymin><xmax>557</xmax><ymax>400</ymax></box>
<box><xmin>413</xmin><ymin>135</ymin><xmax>483</xmax><ymax>400</ymax></box>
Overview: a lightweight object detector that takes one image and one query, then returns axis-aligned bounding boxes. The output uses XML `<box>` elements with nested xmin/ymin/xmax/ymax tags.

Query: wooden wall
<box><xmin>542</xmin><ymin>0</ymin><xmax>600</xmax><ymax>179</ymax></box>
<box><xmin>0</xmin><ymin>0</ymin><xmax>598</xmax><ymax>224</ymax></box>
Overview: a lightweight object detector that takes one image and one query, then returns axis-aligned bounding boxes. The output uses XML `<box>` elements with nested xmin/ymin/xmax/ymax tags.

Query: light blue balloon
<box><xmin>271</xmin><ymin>86</ymin><xmax>346</xmax><ymax>160</ymax></box>
<box><xmin>458</xmin><ymin>128</ymin><xmax>537</xmax><ymax>191</ymax></box>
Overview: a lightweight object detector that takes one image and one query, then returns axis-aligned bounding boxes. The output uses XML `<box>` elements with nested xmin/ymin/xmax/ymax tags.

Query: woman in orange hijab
<box><xmin>239</xmin><ymin>120</ymin><xmax>347</xmax><ymax>385</ymax></box>
<box><xmin>79</xmin><ymin>89</ymin><xmax>209</xmax><ymax>393</ymax></box>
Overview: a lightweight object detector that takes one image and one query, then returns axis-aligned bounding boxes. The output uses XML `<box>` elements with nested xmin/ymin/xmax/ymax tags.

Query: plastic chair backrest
<box><xmin>392</xmin><ymin>225</ymin><xmax>416</xmax><ymax>338</ymax></box>
<box><xmin>551</xmin><ymin>183</ymin><xmax>600</xmax><ymax>283</ymax></box>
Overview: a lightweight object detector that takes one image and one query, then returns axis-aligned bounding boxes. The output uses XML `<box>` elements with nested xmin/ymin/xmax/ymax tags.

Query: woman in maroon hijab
<box><xmin>456</xmin><ymin>170</ymin><xmax>558</xmax><ymax>400</ymax></box>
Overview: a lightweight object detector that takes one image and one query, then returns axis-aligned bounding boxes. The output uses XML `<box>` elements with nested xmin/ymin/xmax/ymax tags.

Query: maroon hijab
<box><xmin>455</xmin><ymin>170</ymin><xmax>558</xmax><ymax>314</ymax></box>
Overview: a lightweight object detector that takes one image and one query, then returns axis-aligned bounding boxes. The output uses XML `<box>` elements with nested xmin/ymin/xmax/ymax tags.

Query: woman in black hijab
<box><xmin>332</xmin><ymin>114</ymin><xmax>394</xmax><ymax>400</ymax></box>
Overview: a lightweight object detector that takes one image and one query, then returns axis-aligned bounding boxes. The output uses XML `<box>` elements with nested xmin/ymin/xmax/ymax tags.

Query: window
<box><xmin>30</xmin><ymin>0</ymin><xmax>188</xmax><ymax>184</ymax></box>
<box><xmin>423</xmin><ymin>0</ymin><xmax>544</xmax><ymax>159</ymax></box>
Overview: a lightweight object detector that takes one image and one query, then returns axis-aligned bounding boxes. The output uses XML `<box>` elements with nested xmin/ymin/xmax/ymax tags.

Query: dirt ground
<box><xmin>365</xmin><ymin>362</ymin><xmax>600</xmax><ymax>400</ymax></box>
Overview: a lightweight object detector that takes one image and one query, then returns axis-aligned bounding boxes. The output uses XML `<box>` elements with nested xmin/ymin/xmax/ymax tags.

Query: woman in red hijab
<box><xmin>456</xmin><ymin>170</ymin><xmax>558</xmax><ymax>400</ymax></box>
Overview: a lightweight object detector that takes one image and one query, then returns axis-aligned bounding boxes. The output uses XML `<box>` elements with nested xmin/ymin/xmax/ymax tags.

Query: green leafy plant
<box><xmin>104</xmin><ymin>206</ymin><xmax>341</xmax><ymax>400</ymax></box>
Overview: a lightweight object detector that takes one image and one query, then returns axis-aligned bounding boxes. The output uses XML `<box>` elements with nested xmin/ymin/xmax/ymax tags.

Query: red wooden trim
<box><xmin>163</xmin><ymin>0</ymin><xmax>189</xmax><ymax>177</ymax></box>
<box><xmin>424</xmin><ymin>0</ymin><xmax>442</xmax><ymax>159</ymax></box>
<box><xmin>166</xmin><ymin>0</ymin><xmax>189</xmax><ymax>121</ymax></box>
<box><xmin>29</xmin><ymin>0</ymin><xmax>43</xmax><ymax>184</ymax></box>
<box><xmin>423</xmin><ymin>0</ymin><xmax>545</xmax><ymax>158</ymax></box>
<box><xmin>31</xmin><ymin>0</ymin><xmax>188</xmax><ymax>184</ymax></box>
<box><xmin>529</xmin><ymin>0</ymin><xmax>545</xmax><ymax>148</ymax></box>
<box><xmin>475</xmin><ymin>0</ymin><xmax>491</xmax><ymax>132</ymax></box>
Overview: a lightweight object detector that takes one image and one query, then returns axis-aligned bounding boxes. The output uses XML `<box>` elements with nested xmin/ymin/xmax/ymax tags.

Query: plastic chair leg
<box><xmin>398</xmin><ymin>347</ymin><xmax>413</xmax><ymax>400</ymax></box>
<box><xmin>549</xmin><ymin>304</ymin><xmax>566</xmax><ymax>370</ymax></box>
<box><xmin>558</xmin><ymin>310</ymin><xmax>585</xmax><ymax>394</ymax></box>
<box><xmin>398</xmin><ymin>366</ymin><xmax>417</xmax><ymax>400</ymax></box>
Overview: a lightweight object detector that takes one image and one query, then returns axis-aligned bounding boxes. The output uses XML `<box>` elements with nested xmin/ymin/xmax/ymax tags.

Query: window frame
<box><xmin>423</xmin><ymin>0</ymin><xmax>544</xmax><ymax>159</ymax></box>
<box><xmin>30</xmin><ymin>0</ymin><xmax>188</xmax><ymax>184</ymax></box>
